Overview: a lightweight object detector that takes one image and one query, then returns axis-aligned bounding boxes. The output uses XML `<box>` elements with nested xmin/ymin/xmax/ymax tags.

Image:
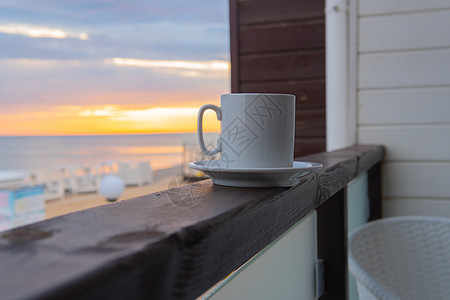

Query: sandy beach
<box><xmin>45</xmin><ymin>165</ymin><xmax>188</xmax><ymax>220</ymax></box>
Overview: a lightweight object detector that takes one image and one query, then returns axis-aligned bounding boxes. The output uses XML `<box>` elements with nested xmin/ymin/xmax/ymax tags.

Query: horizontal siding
<box><xmin>239</xmin><ymin>0</ymin><xmax>324</xmax><ymax>24</ymax></box>
<box><xmin>240</xmin><ymin>20</ymin><xmax>324</xmax><ymax>54</ymax></box>
<box><xmin>359</xmin><ymin>10</ymin><xmax>450</xmax><ymax>52</ymax></box>
<box><xmin>240</xmin><ymin>79</ymin><xmax>325</xmax><ymax>108</ymax></box>
<box><xmin>359</xmin><ymin>0</ymin><xmax>450</xmax><ymax>16</ymax></box>
<box><xmin>296</xmin><ymin>108</ymin><xmax>325</xmax><ymax>137</ymax></box>
<box><xmin>357</xmin><ymin>1</ymin><xmax>450</xmax><ymax>216</ymax></box>
<box><xmin>359</xmin><ymin>87</ymin><xmax>450</xmax><ymax>125</ymax></box>
<box><xmin>383</xmin><ymin>162</ymin><xmax>450</xmax><ymax>198</ymax></box>
<box><xmin>383</xmin><ymin>198</ymin><xmax>450</xmax><ymax>218</ymax></box>
<box><xmin>294</xmin><ymin>138</ymin><xmax>325</xmax><ymax>158</ymax></box>
<box><xmin>358</xmin><ymin>125</ymin><xmax>450</xmax><ymax>161</ymax></box>
<box><xmin>359</xmin><ymin>48</ymin><xmax>450</xmax><ymax>89</ymax></box>
<box><xmin>240</xmin><ymin>50</ymin><xmax>325</xmax><ymax>82</ymax></box>
<box><xmin>234</xmin><ymin>0</ymin><xmax>326</xmax><ymax>157</ymax></box>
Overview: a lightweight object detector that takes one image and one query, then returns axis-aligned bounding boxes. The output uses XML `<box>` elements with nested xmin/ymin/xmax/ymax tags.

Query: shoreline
<box><xmin>45</xmin><ymin>164</ymin><xmax>185</xmax><ymax>220</ymax></box>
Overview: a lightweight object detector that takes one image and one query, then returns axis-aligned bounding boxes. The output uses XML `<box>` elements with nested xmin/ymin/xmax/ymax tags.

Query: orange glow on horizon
<box><xmin>0</xmin><ymin>104</ymin><xmax>221</xmax><ymax>136</ymax></box>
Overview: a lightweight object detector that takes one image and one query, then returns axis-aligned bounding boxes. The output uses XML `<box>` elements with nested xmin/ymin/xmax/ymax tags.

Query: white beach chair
<box><xmin>33</xmin><ymin>168</ymin><xmax>65</xmax><ymax>201</ymax></box>
<box><xmin>65</xmin><ymin>165</ymin><xmax>99</xmax><ymax>194</ymax></box>
<box><xmin>98</xmin><ymin>161</ymin><xmax>119</xmax><ymax>176</ymax></box>
<box><xmin>117</xmin><ymin>161</ymin><xmax>153</xmax><ymax>187</ymax></box>
<box><xmin>137</xmin><ymin>161</ymin><xmax>153</xmax><ymax>185</ymax></box>
<box><xmin>0</xmin><ymin>170</ymin><xmax>30</xmax><ymax>190</ymax></box>
<box><xmin>348</xmin><ymin>216</ymin><xmax>450</xmax><ymax>300</ymax></box>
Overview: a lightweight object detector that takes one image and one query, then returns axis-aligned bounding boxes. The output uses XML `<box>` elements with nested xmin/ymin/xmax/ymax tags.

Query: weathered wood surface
<box><xmin>294</xmin><ymin>138</ymin><xmax>327</xmax><ymax>158</ymax></box>
<box><xmin>296</xmin><ymin>108</ymin><xmax>326</xmax><ymax>137</ymax></box>
<box><xmin>239</xmin><ymin>0</ymin><xmax>324</xmax><ymax>24</ymax></box>
<box><xmin>240</xmin><ymin>79</ymin><xmax>325</xmax><ymax>108</ymax></box>
<box><xmin>239</xmin><ymin>20</ymin><xmax>325</xmax><ymax>53</ymax></box>
<box><xmin>239</xmin><ymin>50</ymin><xmax>325</xmax><ymax>82</ymax></box>
<box><xmin>0</xmin><ymin>145</ymin><xmax>384</xmax><ymax>299</ymax></box>
<box><xmin>229</xmin><ymin>0</ymin><xmax>240</xmax><ymax>92</ymax></box>
<box><xmin>230</xmin><ymin>0</ymin><xmax>326</xmax><ymax>157</ymax></box>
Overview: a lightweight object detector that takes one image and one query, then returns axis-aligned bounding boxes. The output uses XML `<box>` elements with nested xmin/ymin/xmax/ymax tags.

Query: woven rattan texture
<box><xmin>349</xmin><ymin>216</ymin><xmax>450</xmax><ymax>300</ymax></box>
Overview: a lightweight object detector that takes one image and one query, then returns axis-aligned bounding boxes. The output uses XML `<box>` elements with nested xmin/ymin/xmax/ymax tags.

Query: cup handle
<box><xmin>197</xmin><ymin>104</ymin><xmax>222</xmax><ymax>156</ymax></box>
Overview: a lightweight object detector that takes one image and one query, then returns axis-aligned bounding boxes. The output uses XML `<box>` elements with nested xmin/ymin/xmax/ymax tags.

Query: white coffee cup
<box><xmin>197</xmin><ymin>93</ymin><xmax>295</xmax><ymax>168</ymax></box>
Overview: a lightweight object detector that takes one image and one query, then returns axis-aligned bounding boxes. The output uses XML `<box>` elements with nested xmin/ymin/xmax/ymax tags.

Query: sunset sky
<box><xmin>0</xmin><ymin>0</ymin><xmax>229</xmax><ymax>136</ymax></box>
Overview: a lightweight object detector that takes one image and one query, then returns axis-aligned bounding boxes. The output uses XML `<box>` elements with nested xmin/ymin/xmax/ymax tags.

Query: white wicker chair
<box><xmin>348</xmin><ymin>216</ymin><xmax>450</xmax><ymax>300</ymax></box>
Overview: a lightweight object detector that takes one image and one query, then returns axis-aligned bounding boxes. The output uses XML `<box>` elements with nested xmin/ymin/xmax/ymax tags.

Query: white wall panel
<box><xmin>383</xmin><ymin>198</ymin><xmax>450</xmax><ymax>218</ymax></box>
<box><xmin>358</xmin><ymin>125</ymin><xmax>450</xmax><ymax>161</ymax></box>
<box><xmin>359</xmin><ymin>49</ymin><xmax>450</xmax><ymax>89</ymax></box>
<box><xmin>359</xmin><ymin>87</ymin><xmax>450</xmax><ymax>125</ymax></box>
<box><xmin>383</xmin><ymin>163</ymin><xmax>450</xmax><ymax>198</ymax></box>
<box><xmin>208</xmin><ymin>213</ymin><xmax>317</xmax><ymax>300</ymax></box>
<box><xmin>347</xmin><ymin>173</ymin><xmax>370</xmax><ymax>300</ymax></box>
<box><xmin>359</xmin><ymin>0</ymin><xmax>450</xmax><ymax>16</ymax></box>
<box><xmin>356</xmin><ymin>0</ymin><xmax>450</xmax><ymax>217</ymax></box>
<box><xmin>359</xmin><ymin>10</ymin><xmax>450</xmax><ymax>52</ymax></box>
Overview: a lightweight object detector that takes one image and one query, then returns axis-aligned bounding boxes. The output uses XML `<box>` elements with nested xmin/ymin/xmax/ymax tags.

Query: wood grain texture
<box><xmin>294</xmin><ymin>138</ymin><xmax>326</xmax><ymax>158</ymax></box>
<box><xmin>239</xmin><ymin>0</ymin><xmax>324</xmax><ymax>25</ymax></box>
<box><xmin>230</xmin><ymin>0</ymin><xmax>240</xmax><ymax>92</ymax></box>
<box><xmin>231</xmin><ymin>0</ymin><xmax>325</xmax><ymax>156</ymax></box>
<box><xmin>240</xmin><ymin>79</ymin><xmax>325</xmax><ymax>108</ymax></box>
<box><xmin>240</xmin><ymin>20</ymin><xmax>324</xmax><ymax>53</ymax></box>
<box><xmin>359</xmin><ymin>10</ymin><xmax>450</xmax><ymax>52</ymax></box>
<box><xmin>0</xmin><ymin>145</ymin><xmax>384</xmax><ymax>299</ymax></box>
<box><xmin>240</xmin><ymin>50</ymin><xmax>325</xmax><ymax>82</ymax></box>
<box><xmin>296</xmin><ymin>108</ymin><xmax>326</xmax><ymax>137</ymax></box>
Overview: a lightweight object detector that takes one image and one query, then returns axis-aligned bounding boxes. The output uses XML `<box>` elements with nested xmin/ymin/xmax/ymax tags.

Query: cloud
<box><xmin>0</xmin><ymin>58</ymin><xmax>229</xmax><ymax>110</ymax></box>
<box><xmin>0</xmin><ymin>0</ymin><xmax>230</xmax><ymax>136</ymax></box>
<box><xmin>77</xmin><ymin>105</ymin><xmax>199</xmax><ymax>120</ymax></box>
<box><xmin>107</xmin><ymin>57</ymin><xmax>229</xmax><ymax>78</ymax></box>
<box><xmin>0</xmin><ymin>21</ymin><xmax>229</xmax><ymax>62</ymax></box>
<box><xmin>7</xmin><ymin>58</ymin><xmax>82</xmax><ymax>66</ymax></box>
<box><xmin>109</xmin><ymin>58</ymin><xmax>228</xmax><ymax>71</ymax></box>
<box><xmin>74</xmin><ymin>105</ymin><xmax>220</xmax><ymax>133</ymax></box>
<box><xmin>0</xmin><ymin>23</ymin><xmax>89</xmax><ymax>40</ymax></box>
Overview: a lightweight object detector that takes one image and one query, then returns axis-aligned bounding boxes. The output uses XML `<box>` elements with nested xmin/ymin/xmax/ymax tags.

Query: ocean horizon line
<box><xmin>0</xmin><ymin>131</ymin><xmax>221</xmax><ymax>138</ymax></box>
<box><xmin>0</xmin><ymin>132</ymin><xmax>220</xmax><ymax>172</ymax></box>
<box><xmin>0</xmin><ymin>132</ymin><xmax>194</xmax><ymax>138</ymax></box>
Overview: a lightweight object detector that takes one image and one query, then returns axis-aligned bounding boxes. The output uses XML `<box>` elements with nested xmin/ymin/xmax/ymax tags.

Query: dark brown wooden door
<box><xmin>229</xmin><ymin>0</ymin><xmax>325</xmax><ymax>157</ymax></box>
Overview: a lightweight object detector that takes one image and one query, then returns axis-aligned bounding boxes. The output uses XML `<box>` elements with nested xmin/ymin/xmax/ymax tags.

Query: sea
<box><xmin>0</xmin><ymin>133</ymin><xmax>218</xmax><ymax>173</ymax></box>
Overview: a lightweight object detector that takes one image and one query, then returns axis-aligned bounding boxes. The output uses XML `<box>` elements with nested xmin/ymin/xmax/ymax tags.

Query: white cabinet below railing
<box><xmin>205</xmin><ymin>212</ymin><xmax>317</xmax><ymax>300</ymax></box>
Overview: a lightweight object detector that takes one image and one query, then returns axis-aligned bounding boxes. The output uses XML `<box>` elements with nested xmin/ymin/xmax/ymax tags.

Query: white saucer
<box><xmin>188</xmin><ymin>160</ymin><xmax>323</xmax><ymax>187</ymax></box>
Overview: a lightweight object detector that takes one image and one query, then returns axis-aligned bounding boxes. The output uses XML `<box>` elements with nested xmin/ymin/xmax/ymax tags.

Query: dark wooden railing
<box><xmin>0</xmin><ymin>145</ymin><xmax>384</xmax><ymax>299</ymax></box>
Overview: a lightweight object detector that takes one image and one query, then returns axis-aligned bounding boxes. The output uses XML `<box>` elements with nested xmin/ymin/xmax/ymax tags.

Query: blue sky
<box><xmin>0</xmin><ymin>0</ymin><xmax>229</xmax><ymax>60</ymax></box>
<box><xmin>0</xmin><ymin>0</ymin><xmax>230</xmax><ymax>135</ymax></box>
